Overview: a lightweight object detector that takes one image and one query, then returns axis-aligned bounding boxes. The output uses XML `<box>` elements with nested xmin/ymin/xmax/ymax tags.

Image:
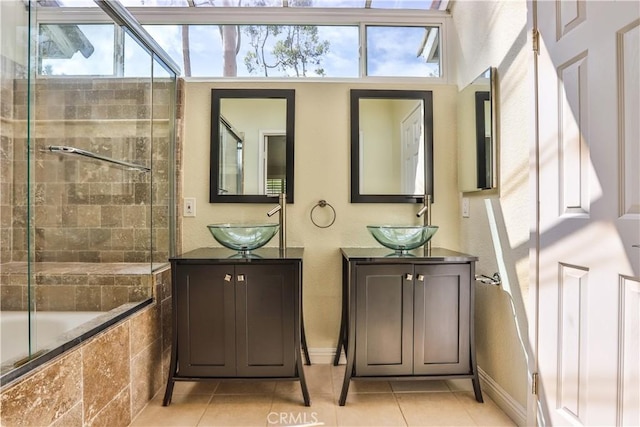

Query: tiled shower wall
<box><xmin>1</xmin><ymin>56</ymin><xmax>175</xmax><ymax>311</ymax></box>
<box><xmin>0</xmin><ymin>266</ymin><xmax>172</xmax><ymax>427</ymax></box>
<box><xmin>0</xmin><ymin>55</ymin><xmax>23</xmax><ymax>265</ymax></box>
<box><xmin>8</xmin><ymin>76</ymin><xmax>172</xmax><ymax>264</ymax></box>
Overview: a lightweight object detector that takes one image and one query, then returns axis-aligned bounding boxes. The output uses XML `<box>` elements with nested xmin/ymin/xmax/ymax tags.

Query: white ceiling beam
<box><xmin>36</xmin><ymin>6</ymin><xmax>450</xmax><ymax>25</ymax></box>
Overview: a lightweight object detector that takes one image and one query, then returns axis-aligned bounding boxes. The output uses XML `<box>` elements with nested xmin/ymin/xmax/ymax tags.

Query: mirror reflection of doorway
<box><xmin>259</xmin><ymin>132</ymin><xmax>286</xmax><ymax>196</ymax></box>
<box><xmin>401</xmin><ymin>103</ymin><xmax>424</xmax><ymax>194</ymax></box>
<box><xmin>219</xmin><ymin>116</ymin><xmax>244</xmax><ymax>194</ymax></box>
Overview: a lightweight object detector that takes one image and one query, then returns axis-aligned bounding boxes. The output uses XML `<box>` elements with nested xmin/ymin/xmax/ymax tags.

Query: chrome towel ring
<box><xmin>310</xmin><ymin>200</ymin><xmax>336</xmax><ymax>228</ymax></box>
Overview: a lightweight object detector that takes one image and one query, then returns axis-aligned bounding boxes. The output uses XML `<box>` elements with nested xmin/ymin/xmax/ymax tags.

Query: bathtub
<box><xmin>0</xmin><ymin>311</ymin><xmax>104</xmax><ymax>368</ymax></box>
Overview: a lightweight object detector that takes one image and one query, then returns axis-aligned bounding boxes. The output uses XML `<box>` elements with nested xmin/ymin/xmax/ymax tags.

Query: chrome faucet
<box><xmin>416</xmin><ymin>194</ymin><xmax>432</xmax><ymax>252</ymax></box>
<box><xmin>416</xmin><ymin>194</ymin><xmax>432</xmax><ymax>226</ymax></box>
<box><xmin>267</xmin><ymin>193</ymin><xmax>286</xmax><ymax>252</ymax></box>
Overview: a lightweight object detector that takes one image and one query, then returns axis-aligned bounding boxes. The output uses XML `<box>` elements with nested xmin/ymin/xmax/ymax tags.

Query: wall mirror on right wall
<box><xmin>457</xmin><ymin>67</ymin><xmax>498</xmax><ymax>192</ymax></box>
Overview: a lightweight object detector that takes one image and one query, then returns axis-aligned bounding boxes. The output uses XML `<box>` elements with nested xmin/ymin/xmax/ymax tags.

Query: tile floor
<box><xmin>131</xmin><ymin>364</ymin><xmax>516</xmax><ymax>427</ymax></box>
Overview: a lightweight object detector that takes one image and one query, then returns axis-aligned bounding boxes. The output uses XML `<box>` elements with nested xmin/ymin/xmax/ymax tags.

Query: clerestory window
<box><xmin>36</xmin><ymin>0</ymin><xmax>448</xmax><ymax>79</ymax></box>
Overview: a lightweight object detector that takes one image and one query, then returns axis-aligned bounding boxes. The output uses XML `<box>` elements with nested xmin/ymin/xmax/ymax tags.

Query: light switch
<box><xmin>462</xmin><ymin>198</ymin><xmax>470</xmax><ymax>218</ymax></box>
<box><xmin>184</xmin><ymin>197</ymin><xmax>196</xmax><ymax>217</ymax></box>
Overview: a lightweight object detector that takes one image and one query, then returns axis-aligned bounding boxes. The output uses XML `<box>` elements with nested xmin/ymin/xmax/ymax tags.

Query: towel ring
<box><xmin>310</xmin><ymin>200</ymin><xmax>336</xmax><ymax>228</ymax></box>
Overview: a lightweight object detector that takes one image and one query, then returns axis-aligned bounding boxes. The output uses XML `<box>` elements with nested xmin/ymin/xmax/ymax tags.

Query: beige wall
<box><xmin>451</xmin><ymin>0</ymin><xmax>531</xmax><ymax>416</ymax></box>
<box><xmin>0</xmin><ymin>0</ymin><xmax>28</xmax><ymax>66</ymax></box>
<box><xmin>182</xmin><ymin>81</ymin><xmax>460</xmax><ymax>348</ymax></box>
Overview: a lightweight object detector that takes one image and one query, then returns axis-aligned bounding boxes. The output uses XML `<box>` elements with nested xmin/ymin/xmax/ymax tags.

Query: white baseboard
<box><xmin>306</xmin><ymin>347</ymin><xmax>345</xmax><ymax>365</ymax></box>
<box><xmin>306</xmin><ymin>349</ymin><xmax>527</xmax><ymax>426</ymax></box>
<box><xmin>478</xmin><ymin>367</ymin><xmax>527</xmax><ymax>426</ymax></box>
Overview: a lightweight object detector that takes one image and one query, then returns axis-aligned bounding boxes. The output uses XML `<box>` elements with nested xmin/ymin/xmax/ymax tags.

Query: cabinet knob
<box><xmin>224</xmin><ymin>274</ymin><xmax>232</xmax><ymax>282</ymax></box>
<box><xmin>416</xmin><ymin>274</ymin><xmax>424</xmax><ymax>281</ymax></box>
<box><xmin>405</xmin><ymin>273</ymin><xmax>413</xmax><ymax>280</ymax></box>
<box><xmin>237</xmin><ymin>274</ymin><xmax>245</xmax><ymax>282</ymax></box>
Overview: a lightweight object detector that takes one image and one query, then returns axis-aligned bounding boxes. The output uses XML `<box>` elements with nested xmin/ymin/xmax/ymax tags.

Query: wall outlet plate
<box><xmin>462</xmin><ymin>197</ymin><xmax>470</xmax><ymax>218</ymax></box>
<box><xmin>184</xmin><ymin>197</ymin><xmax>196</xmax><ymax>217</ymax></box>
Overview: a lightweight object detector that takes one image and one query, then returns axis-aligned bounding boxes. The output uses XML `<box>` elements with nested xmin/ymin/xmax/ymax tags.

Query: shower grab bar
<box><xmin>47</xmin><ymin>145</ymin><xmax>151</xmax><ymax>172</ymax></box>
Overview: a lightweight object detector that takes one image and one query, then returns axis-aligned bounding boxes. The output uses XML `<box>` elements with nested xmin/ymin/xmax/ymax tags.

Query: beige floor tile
<box><xmin>269</xmin><ymin>393</ymin><xmax>338</xmax><ymax>427</ymax></box>
<box><xmin>445</xmin><ymin>379</ymin><xmax>475</xmax><ymax>392</ymax></box>
<box><xmin>275</xmin><ymin>365</ymin><xmax>334</xmax><ymax>396</ymax></box>
<box><xmin>214</xmin><ymin>380</ymin><xmax>277</xmax><ymax>395</ymax></box>
<box><xmin>396</xmin><ymin>392</ymin><xmax>476</xmax><ymax>426</ymax></box>
<box><xmin>345</xmin><ymin>379</ymin><xmax>393</xmax><ymax>394</ymax></box>
<box><xmin>131</xmin><ymin>366</ymin><xmax>516</xmax><ymax>427</ymax></box>
<box><xmin>172</xmin><ymin>380</ymin><xmax>220</xmax><ymax>396</ymax></box>
<box><xmin>130</xmin><ymin>394</ymin><xmax>212</xmax><ymax>427</ymax></box>
<box><xmin>197</xmin><ymin>394</ymin><xmax>273</xmax><ymax>426</ymax></box>
<box><xmin>390</xmin><ymin>380</ymin><xmax>450</xmax><ymax>393</ymax></box>
<box><xmin>330</xmin><ymin>365</ymin><xmax>392</xmax><ymax>396</ymax></box>
<box><xmin>336</xmin><ymin>393</ymin><xmax>406</xmax><ymax>426</ymax></box>
<box><xmin>453</xmin><ymin>391</ymin><xmax>516</xmax><ymax>426</ymax></box>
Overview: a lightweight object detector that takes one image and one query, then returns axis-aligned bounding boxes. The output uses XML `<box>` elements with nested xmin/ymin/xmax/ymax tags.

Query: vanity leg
<box><xmin>339</xmin><ymin>262</ymin><xmax>356</xmax><ymax>406</ymax></box>
<box><xmin>333</xmin><ymin>257</ymin><xmax>349</xmax><ymax>366</ymax></box>
<box><xmin>162</xmin><ymin>377</ymin><xmax>175</xmax><ymax>406</ymax></box>
<box><xmin>472</xmin><ymin>375</ymin><xmax>484</xmax><ymax>403</ymax></box>
<box><xmin>162</xmin><ymin>346</ymin><xmax>178</xmax><ymax>406</ymax></box>
<box><xmin>301</xmin><ymin>320</ymin><xmax>311</xmax><ymax>366</ymax></box>
<box><xmin>338</xmin><ymin>354</ymin><xmax>354</xmax><ymax>406</ymax></box>
<box><xmin>296</xmin><ymin>352</ymin><xmax>311</xmax><ymax>406</ymax></box>
<box><xmin>333</xmin><ymin>325</ymin><xmax>344</xmax><ymax>366</ymax></box>
<box><xmin>163</xmin><ymin>288</ymin><xmax>179</xmax><ymax>407</ymax></box>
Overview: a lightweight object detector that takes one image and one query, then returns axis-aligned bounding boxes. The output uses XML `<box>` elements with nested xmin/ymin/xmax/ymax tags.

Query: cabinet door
<box><xmin>355</xmin><ymin>264</ymin><xmax>414</xmax><ymax>376</ymax></box>
<box><xmin>235</xmin><ymin>263</ymin><xmax>297</xmax><ymax>377</ymax></box>
<box><xmin>176</xmin><ymin>264</ymin><xmax>236</xmax><ymax>377</ymax></box>
<box><xmin>413</xmin><ymin>263</ymin><xmax>471</xmax><ymax>375</ymax></box>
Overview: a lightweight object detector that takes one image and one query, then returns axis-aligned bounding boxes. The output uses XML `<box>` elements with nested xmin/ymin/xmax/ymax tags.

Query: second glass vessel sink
<box><xmin>207</xmin><ymin>223</ymin><xmax>279</xmax><ymax>254</ymax></box>
<box><xmin>367</xmin><ymin>225</ymin><xmax>439</xmax><ymax>254</ymax></box>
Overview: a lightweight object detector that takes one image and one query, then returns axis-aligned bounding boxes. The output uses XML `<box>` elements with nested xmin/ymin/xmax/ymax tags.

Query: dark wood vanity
<box><xmin>163</xmin><ymin>247</ymin><xmax>310</xmax><ymax>406</ymax></box>
<box><xmin>335</xmin><ymin>247</ymin><xmax>483</xmax><ymax>405</ymax></box>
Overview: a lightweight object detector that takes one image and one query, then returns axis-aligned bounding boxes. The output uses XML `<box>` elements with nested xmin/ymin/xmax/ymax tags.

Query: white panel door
<box><xmin>535</xmin><ymin>1</ymin><xmax>639</xmax><ymax>426</ymax></box>
<box><xmin>401</xmin><ymin>104</ymin><xmax>423</xmax><ymax>194</ymax></box>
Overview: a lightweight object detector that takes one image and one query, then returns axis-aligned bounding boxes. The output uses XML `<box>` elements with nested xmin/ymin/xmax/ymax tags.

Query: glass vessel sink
<box><xmin>367</xmin><ymin>225</ymin><xmax>439</xmax><ymax>254</ymax></box>
<box><xmin>207</xmin><ymin>223</ymin><xmax>279</xmax><ymax>254</ymax></box>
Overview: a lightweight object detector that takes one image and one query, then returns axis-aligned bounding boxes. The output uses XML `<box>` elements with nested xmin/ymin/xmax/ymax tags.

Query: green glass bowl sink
<box><xmin>207</xmin><ymin>223</ymin><xmax>279</xmax><ymax>254</ymax></box>
<box><xmin>367</xmin><ymin>225</ymin><xmax>439</xmax><ymax>254</ymax></box>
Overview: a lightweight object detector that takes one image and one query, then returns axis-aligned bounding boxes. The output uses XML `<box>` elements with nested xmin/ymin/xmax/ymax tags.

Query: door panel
<box><xmin>176</xmin><ymin>264</ymin><xmax>236</xmax><ymax>377</ymax></box>
<box><xmin>355</xmin><ymin>264</ymin><xmax>413</xmax><ymax>376</ymax></box>
<box><xmin>413</xmin><ymin>264</ymin><xmax>470</xmax><ymax>375</ymax></box>
<box><xmin>535</xmin><ymin>2</ymin><xmax>640</xmax><ymax>425</ymax></box>
<box><xmin>235</xmin><ymin>264</ymin><xmax>296</xmax><ymax>377</ymax></box>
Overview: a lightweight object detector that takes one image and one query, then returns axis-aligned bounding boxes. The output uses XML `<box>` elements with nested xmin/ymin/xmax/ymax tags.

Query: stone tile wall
<box><xmin>8</xmin><ymin>76</ymin><xmax>172</xmax><ymax>264</ymax></box>
<box><xmin>0</xmin><ymin>266</ymin><xmax>172</xmax><ymax>427</ymax></box>
<box><xmin>0</xmin><ymin>54</ymin><xmax>25</xmax><ymax>265</ymax></box>
<box><xmin>0</xmin><ymin>263</ymin><xmax>153</xmax><ymax>311</ymax></box>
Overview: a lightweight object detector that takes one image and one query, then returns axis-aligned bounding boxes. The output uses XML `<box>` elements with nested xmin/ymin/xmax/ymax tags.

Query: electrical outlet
<box><xmin>462</xmin><ymin>197</ymin><xmax>470</xmax><ymax>218</ymax></box>
<box><xmin>184</xmin><ymin>197</ymin><xmax>196</xmax><ymax>217</ymax></box>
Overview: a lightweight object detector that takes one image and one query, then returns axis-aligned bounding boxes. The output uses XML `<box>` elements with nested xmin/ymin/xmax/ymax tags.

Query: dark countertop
<box><xmin>340</xmin><ymin>247</ymin><xmax>478</xmax><ymax>262</ymax></box>
<box><xmin>170</xmin><ymin>247</ymin><xmax>304</xmax><ymax>262</ymax></box>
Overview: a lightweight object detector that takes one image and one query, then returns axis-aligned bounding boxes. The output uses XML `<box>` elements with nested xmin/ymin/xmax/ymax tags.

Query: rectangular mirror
<box><xmin>210</xmin><ymin>89</ymin><xmax>295</xmax><ymax>203</ymax></box>
<box><xmin>351</xmin><ymin>89</ymin><xmax>434</xmax><ymax>203</ymax></box>
<box><xmin>457</xmin><ymin>67</ymin><xmax>497</xmax><ymax>192</ymax></box>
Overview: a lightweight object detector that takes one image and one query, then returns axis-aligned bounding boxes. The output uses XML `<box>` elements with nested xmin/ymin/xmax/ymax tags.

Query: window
<box><xmin>39</xmin><ymin>24</ymin><xmax>114</xmax><ymax>75</ymax></box>
<box><xmin>144</xmin><ymin>24</ymin><xmax>360</xmax><ymax>77</ymax></box>
<box><xmin>366</xmin><ymin>26</ymin><xmax>440</xmax><ymax>77</ymax></box>
<box><xmin>37</xmin><ymin>4</ymin><xmax>446</xmax><ymax>78</ymax></box>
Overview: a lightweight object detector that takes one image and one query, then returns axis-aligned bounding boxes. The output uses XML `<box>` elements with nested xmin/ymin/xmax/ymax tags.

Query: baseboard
<box><xmin>306</xmin><ymin>347</ymin><xmax>345</xmax><ymax>365</ymax></box>
<box><xmin>306</xmin><ymin>349</ymin><xmax>527</xmax><ymax>426</ymax></box>
<box><xmin>478</xmin><ymin>367</ymin><xmax>527</xmax><ymax>426</ymax></box>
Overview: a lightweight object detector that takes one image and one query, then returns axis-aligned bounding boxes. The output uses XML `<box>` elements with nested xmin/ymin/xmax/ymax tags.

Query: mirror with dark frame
<box><xmin>457</xmin><ymin>67</ymin><xmax>497</xmax><ymax>192</ymax></box>
<box><xmin>210</xmin><ymin>89</ymin><xmax>295</xmax><ymax>203</ymax></box>
<box><xmin>350</xmin><ymin>89</ymin><xmax>434</xmax><ymax>203</ymax></box>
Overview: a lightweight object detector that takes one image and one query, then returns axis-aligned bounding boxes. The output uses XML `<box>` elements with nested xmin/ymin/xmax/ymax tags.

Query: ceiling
<box><xmin>39</xmin><ymin>0</ymin><xmax>449</xmax><ymax>11</ymax></box>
